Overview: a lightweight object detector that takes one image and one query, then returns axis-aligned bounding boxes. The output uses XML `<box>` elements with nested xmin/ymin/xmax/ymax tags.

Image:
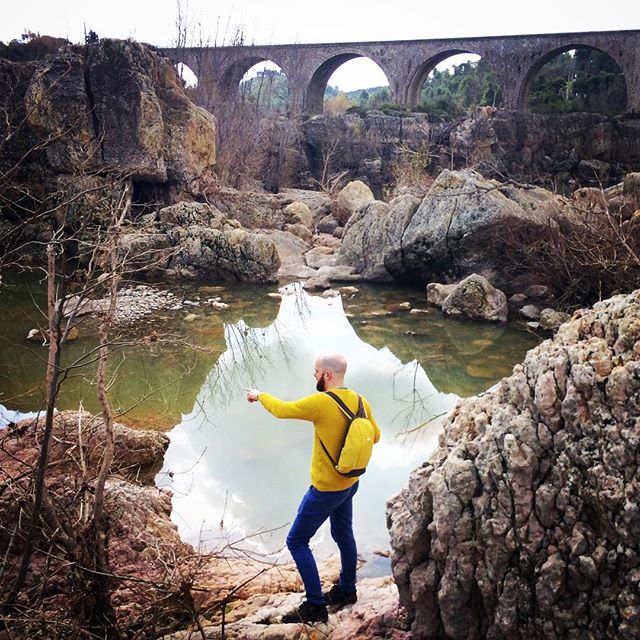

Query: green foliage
<box><xmin>323</xmin><ymin>84</ymin><xmax>391</xmax><ymax>112</ymax></box>
<box><xmin>527</xmin><ymin>48</ymin><xmax>626</xmax><ymax>114</ymax></box>
<box><xmin>414</xmin><ymin>59</ymin><xmax>502</xmax><ymax>121</ymax></box>
<box><xmin>239</xmin><ymin>69</ymin><xmax>289</xmax><ymax>113</ymax></box>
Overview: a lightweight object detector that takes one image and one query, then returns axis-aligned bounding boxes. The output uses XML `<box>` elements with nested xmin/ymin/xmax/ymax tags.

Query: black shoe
<box><xmin>324</xmin><ymin>583</ymin><xmax>357</xmax><ymax>609</ymax></box>
<box><xmin>281</xmin><ymin>600</ymin><xmax>328</xmax><ymax>624</ymax></box>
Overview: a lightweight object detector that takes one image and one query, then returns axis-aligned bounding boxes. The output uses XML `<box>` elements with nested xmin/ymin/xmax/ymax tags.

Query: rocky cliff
<box><xmin>0</xmin><ymin>37</ymin><xmax>217</xmax><ymax>209</ymax></box>
<box><xmin>387</xmin><ymin>289</ymin><xmax>640</xmax><ymax>639</ymax></box>
<box><xmin>300</xmin><ymin>110</ymin><xmax>640</xmax><ymax>193</ymax></box>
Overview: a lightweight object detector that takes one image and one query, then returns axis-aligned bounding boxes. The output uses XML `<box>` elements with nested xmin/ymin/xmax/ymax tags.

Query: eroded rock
<box><xmin>387</xmin><ymin>289</ymin><xmax>640</xmax><ymax>639</ymax></box>
<box><xmin>428</xmin><ymin>274</ymin><xmax>508</xmax><ymax>323</ymax></box>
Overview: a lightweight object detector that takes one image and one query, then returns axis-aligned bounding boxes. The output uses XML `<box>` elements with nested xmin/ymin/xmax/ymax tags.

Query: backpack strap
<box><xmin>324</xmin><ymin>390</ymin><xmax>356</xmax><ymax>419</ymax></box>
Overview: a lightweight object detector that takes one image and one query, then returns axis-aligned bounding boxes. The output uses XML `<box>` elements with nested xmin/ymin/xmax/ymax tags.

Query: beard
<box><xmin>316</xmin><ymin>376</ymin><xmax>326</xmax><ymax>392</ymax></box>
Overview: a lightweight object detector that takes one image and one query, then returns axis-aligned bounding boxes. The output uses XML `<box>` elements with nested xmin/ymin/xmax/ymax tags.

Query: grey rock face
<box><xmin>337</xmin><ymin>194</ymin><xmax>421</xmax><ymax>282</ymax></box>
<box><xmin>387</xmin><ymin>289</ymin><xmax>640</xmax><ymax>640</ymax></box>
<box><xmin>338</xmin><ymin>169</ymin><xmax>563</xmax><ymax>287</ymax></box>
<box><xmin>387</xmin><ymin>169</ymin><xmax>563</xmax><ymax>286</ymax></box>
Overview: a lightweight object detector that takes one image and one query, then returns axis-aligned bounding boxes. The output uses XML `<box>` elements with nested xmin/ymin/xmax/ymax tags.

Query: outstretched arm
<box><xmin>246</xmin><ymin>388</ymin><xmax>322</xmax><ymax>421</ymax></box>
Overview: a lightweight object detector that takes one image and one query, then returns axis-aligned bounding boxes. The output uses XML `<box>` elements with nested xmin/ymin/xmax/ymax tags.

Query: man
<box><xmin>246</xmin><ymin>353</ymin><xmax>380</xmax><ymax>624</ymax></box>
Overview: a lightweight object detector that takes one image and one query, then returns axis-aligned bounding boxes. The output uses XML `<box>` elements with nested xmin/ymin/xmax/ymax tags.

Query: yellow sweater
<box><xmin>259</xmin><ymin>389</ymin><xmax>380</xmax><ymax>492</ymax></box>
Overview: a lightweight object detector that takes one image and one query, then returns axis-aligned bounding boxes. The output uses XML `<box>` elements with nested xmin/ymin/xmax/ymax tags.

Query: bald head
<box><xmin>316</xmin><ymin>353</ymin><xmax>347</xmax><ymax>375</ymax></box>
<box><xmin>314</xmin><ymin>353</ymin><xmax>347</xmax><ymax>391</ymax></box>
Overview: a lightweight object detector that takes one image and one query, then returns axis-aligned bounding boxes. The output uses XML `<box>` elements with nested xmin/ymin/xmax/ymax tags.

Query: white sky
<box><xmin>3</xmin><ymin>0</ymin><xmax>638</xmax><ymax>91</ymax></box>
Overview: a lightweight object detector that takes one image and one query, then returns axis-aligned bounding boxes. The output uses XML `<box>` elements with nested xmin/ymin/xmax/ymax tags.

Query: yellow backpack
<box><xmin>320</xmin><ymin>391</ymin><xmax>375</xmax><ymax>477</ymax></box>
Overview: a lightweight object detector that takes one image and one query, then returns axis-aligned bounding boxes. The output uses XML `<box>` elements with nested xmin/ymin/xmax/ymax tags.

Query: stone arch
<box><xmin>406</xmin><ymin>50</ymin><xmax>482</xmax><ymax>105</ymax></box>
<box><xmin>219</xmin><ymin>55</ymin><xmax>291</xmax><ymax>105</ymax></box>
<box><xmin>517</xmin><ymin>44</ymin><xmax>628</xmax><ymax>112</ymax></box>
<box><xmin>304</xmin><ymin>53</ymin><xmax>392</xmax><ymax>114</ymax></box>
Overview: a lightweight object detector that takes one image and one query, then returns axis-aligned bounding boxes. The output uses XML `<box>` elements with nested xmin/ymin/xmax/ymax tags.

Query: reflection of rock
<box><xmin>225</xmin><ymin>298</ymin><xmax>281</xmax><ymax>329</ymax></box>
<box><xmin>388</xmin><ymin>289</ymin><xmax>640</xmax><ymax>640</ymax></box>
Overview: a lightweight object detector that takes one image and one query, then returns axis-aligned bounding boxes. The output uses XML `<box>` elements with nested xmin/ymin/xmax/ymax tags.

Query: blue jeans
<box><xmin>286</xmin><ymin>483</ymin><xmax>359</xmax><ymax>606</ymax></box>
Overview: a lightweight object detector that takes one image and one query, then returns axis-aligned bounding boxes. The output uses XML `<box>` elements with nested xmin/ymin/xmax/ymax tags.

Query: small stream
<box><xmin>0</xmin><ymin>276</ymin><xmax>539</xmax><ymax>574</ymax></box>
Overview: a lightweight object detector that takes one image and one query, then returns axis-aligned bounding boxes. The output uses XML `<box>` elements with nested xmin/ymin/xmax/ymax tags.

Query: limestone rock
<box><xmin>305</xmin><ymin>245</ymin><xmax>336</xmax><ymax>269</ymax></box>
<box><xmin>24</xmin><ymin>52</ymin><xmax>98</xmax><ymax>172</ymax></box>
<box><xmin>389</xmin><ymin>169</ymin><xmax>564</xmax><ymax>286</ymax></box>
<box><xmin>167</xmin><ymin>225</ymin><xmax>279</xmax><ymax>283</ymax></box>
<box><xmin>338</xmin><ymin>169</ymin><xmax>564</xmax><ymax>287</ymax></box>
<box><xmin>126</xmin><ymin>202</ymin><xmax>280</xmax><ymax>283</ymax></box>
<box><xmin>426</xmin><ymin>282</ymin><xmax>456</xmax><ymax>308</ymax></box>
<box><xmin>539</xmin><ymin>307</ymin><xmax>571</xmax><ymax>332</ymax></box>
<box><xmin>338</xmin><ymin>194</ymin><xmax>420</xmax><ymax>282</ymax></box>
<box><xmin>428</xmin><ymin>274</ymin><xmax>508</xmax><ymax>322</ymax></box>
<box><xmin>387</xmin><ymin>289</ymin><xmax>640</xmax><ymax>639</ymax></box>
<box><xmin>303</xmin><ymin>274</ymin><xmax>332</xmax><ymax>290</ymax></box>
<box><xmin>317</xmin><ymin>214</ymin><xmax>339</xmax><ymax>235</ymax></box>
<box><xmin>283</xmin><ymin>201</ymin><xmax>314</xmax><ymax>230</ymax></box>
<box><xmin>284</xmin><ymin>222</ymin><xmax>313</xmax><ymax>243</ymax></box>
<box><xmin>335</xmin><ymin>180</ymin><xmax>375</xmax><ymax>225</ymax></box>
<box><xmin>280</xmin><ymin>188</ymin><xmax>332</xmax><ymax>221</ymax></box>
<box><xmin>572</xmin><ymin>186</ymin><xmax>608</xmax><ymax>213</ymax></box>
<box><xmin>520</xmin><ymin>304</ymin><xmax>541</xmax><ymax>320</ymax></box>
<box><xmin>576</xmin><ymin>159</ymin><xmax>610</xmax><ymax>186</ymax></box>
<box><xmin>10</xmin><ymin>38</ymin><xmax>217</xmax><ymax>196</ymax></box>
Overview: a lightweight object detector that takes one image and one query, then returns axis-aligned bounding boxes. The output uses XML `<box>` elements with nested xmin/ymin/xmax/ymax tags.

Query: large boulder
<box><xmin>427</xmin><ymin>274</ymin><xmax>508</xmax><ymax>322</ymax></box>
<box><xmin>387</xmin><ymin>289</ymin><xmax>640</xmax><ymax>639</ymax></box>
<box><xmin>335</xmin><ymin>180</ymin><xmax>375</xmax><ymax>225</ymax></box>
<box><xmin>121</xmin><ymin>202</ymin><xmax>280</xmax><ymax>283</ymax></box>
<box><xmin>86</xmin><ymin>39</ymin><xmax>216</xmax><ymax>183</ymax></box>
<box><xmin>337</xmin><ymin>194</ymin><xmax>421</xmax><ymax>281</ymax></box>
<box><xmin>340</xmin><ymin>168</ymin><xmax>564</xmax><ymax>288</ymax></box>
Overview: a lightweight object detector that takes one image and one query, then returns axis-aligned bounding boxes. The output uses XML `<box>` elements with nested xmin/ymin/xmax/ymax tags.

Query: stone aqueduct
<box><xmin>162</xmin><ymin>29</ymin><xmax>640</xmax><ymax>115</ymax></box>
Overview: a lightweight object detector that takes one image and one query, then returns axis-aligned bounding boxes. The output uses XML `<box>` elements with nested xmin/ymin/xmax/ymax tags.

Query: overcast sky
<box><xmin>2</xmin><ymin>0</ymin><xmax>638</xmax><ymax>91</ymax></box>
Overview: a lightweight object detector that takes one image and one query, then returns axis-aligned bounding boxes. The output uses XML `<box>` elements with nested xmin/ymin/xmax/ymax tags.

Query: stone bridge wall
<box><xmin>161</xmin><ymin>30</ymin><xmax>640</xmax><ymax>115</ymax></box>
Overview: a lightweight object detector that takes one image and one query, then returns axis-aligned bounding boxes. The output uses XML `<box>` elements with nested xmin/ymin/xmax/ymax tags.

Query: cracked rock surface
<box><xmin>387</xmin><ymin>289</ymin><xmax>640</xmax><ymax>639</ymax></box>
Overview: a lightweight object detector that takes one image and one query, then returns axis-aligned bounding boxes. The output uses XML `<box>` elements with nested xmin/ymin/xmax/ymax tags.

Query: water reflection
<box><xmin>157</xmin><ymin>285</ymin><xmax>457</xmax><ymax>562</ymax></box>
